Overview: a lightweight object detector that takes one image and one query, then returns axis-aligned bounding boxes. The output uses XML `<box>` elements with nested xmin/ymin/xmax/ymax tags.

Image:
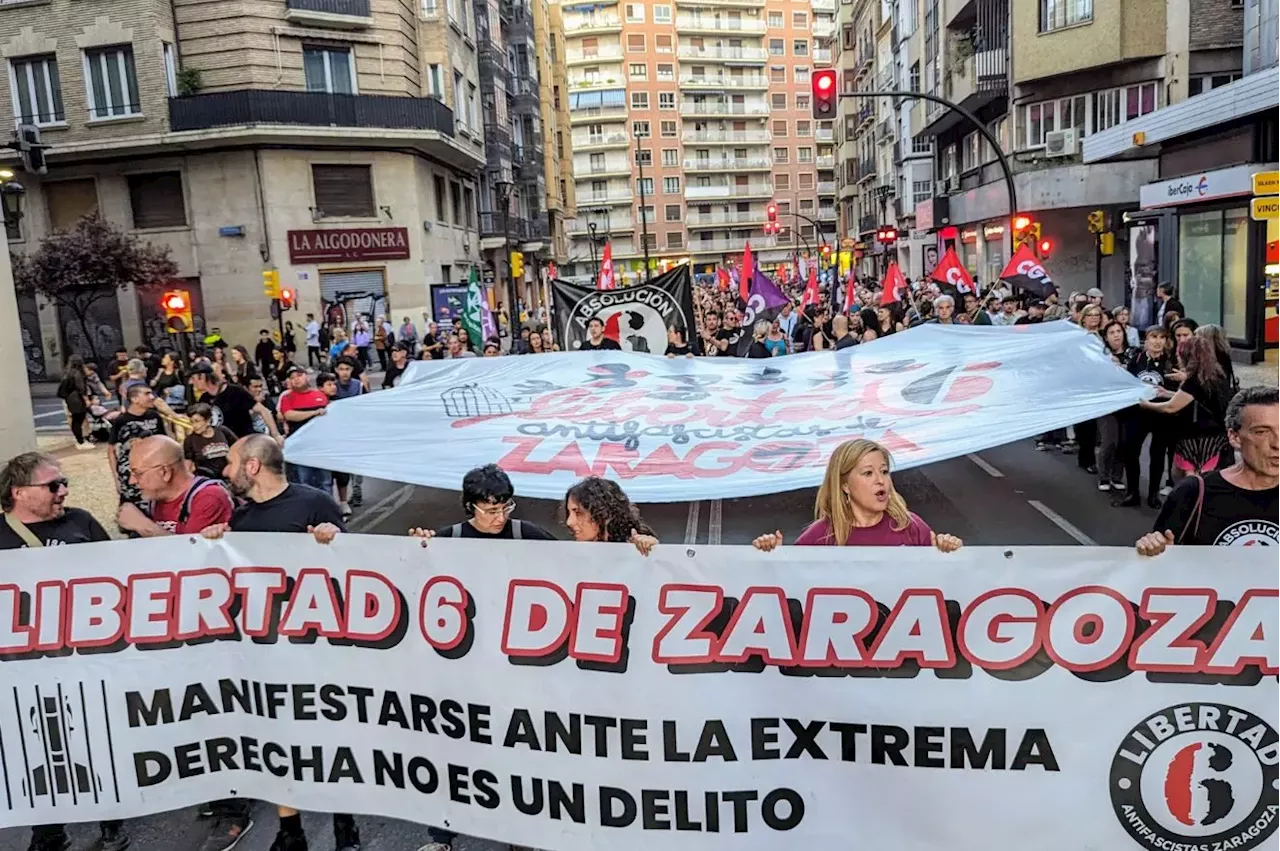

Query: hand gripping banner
<box><xmin>285</xmin><ymin>322</ymin><xmax>1154</xmax><ymax>501</ymax></box>
<box><xmin>0</xmin><ymin>537</ymin><xmax>1275</xmax><ymax>851</ymax></box>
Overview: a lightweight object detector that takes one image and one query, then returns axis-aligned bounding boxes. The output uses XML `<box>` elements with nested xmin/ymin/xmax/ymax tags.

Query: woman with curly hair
<box><xmin>563</xmin><ymin>476</ymin><xmax>659</xmax><ymax>555</ymax></box>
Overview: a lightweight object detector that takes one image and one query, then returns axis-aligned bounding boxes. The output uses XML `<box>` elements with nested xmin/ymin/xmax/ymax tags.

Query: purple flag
<box><xmin>735</xmin><ymin>268</ymin><xmax>789</xmax><ymax>356</ymax></box>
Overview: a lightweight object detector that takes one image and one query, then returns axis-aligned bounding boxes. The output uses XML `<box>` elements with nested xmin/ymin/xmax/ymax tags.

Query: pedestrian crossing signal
<box><xmin>162</xmin><ymin>289</ymin><xmax>193</xmax><ymax>333</ymax></box>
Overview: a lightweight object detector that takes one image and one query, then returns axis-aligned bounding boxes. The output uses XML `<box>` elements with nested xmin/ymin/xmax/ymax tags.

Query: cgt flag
<box><xmin>999</xmin><ymin>244</ymin><xmax>1058</xmax><ymax>300</ymax></box>
<box><xmin>735</xmin><ymin>267</ymin><xmax>789</xmax><ymax>356</ymax></box>
<box><xmin>880</xmin><ymin>262</ymin><xmax>908</xmax><ymax>306</ymax></box>
<box><xmin>931</xmin><ymin>247</ymin><xmax>977</xmax><ymax>297</ymax></box>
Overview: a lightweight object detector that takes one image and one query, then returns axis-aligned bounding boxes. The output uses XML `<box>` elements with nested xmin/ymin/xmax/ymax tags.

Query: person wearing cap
<box><xmin>1086</xmin><ymin>287</ymin><xmax>1105</xmax><ymax>306</ymax></box>
<box><xmin>1015</xmin><ymin>301</ymin><xmax>1047</xmax><ymax>325</ymax></box>
<box><xmin>190</xmin><ymin>363</ymin><xmax>283</xmax><ymax>442</ymax></box>
<box><xmin>383</xmin><ymin>343</ymin><xmax>412</xmax><ymax>388</ymax></box>
<box><xmin>277</xmin><ymin>366</ymin><xmax>334</xmax><ymax>494</ymax></box>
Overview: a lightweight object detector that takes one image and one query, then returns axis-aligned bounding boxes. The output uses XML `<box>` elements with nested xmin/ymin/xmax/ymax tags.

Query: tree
<box><xmin>13</xmin><ymin>214</ymin><xmax>178</xmax><ymax>365</ymax></box>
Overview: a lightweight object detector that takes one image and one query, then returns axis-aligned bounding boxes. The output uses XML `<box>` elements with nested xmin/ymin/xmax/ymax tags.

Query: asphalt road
<box><xmin>9</xmin><ymin>390</ymin><xmax>1159</xmax><ymax>851</ymax></box>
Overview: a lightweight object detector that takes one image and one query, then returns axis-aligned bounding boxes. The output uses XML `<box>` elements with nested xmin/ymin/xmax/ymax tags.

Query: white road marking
<box><xmin>350</xmin><ymin>484</ymin><xmax>413</xmax><ymax>532</ymax></box>
<box><xmin>1027</xmin><ymin>499</ymin><xmax>1097</xmax><ymax>546</ymax></box>
<box><xmin>966</xmin><ymin>453</ymin><xmax>1004</xmax><ymax>478</ymax></box>
<box><xmin>683</xmin><ymin>500</ymin><xmax>701</xmax><ymax>544</ymax></box>
<box><xmin>33</xmin><ymin>410</ymin><xmax>69</xmax><ymax>420</ymax></box>
<box><xmin>707</xmin><ymin>499</ymin><xmax>723</xmax><ymax>545</ymax></box>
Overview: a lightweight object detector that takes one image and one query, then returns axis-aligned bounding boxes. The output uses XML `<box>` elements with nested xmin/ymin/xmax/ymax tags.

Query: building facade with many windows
<box><xmin>558</xmin><ymin>0</ymin><xmax>838</xmax><ymax>286</ymax></box>
<box><xmin>4</xmin><ymin>0</ymin><xmax>486</xmax><ymax>379</ymax></box>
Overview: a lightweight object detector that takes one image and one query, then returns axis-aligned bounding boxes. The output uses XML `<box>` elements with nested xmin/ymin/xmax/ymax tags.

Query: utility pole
<box><xmin>634</xmin><ymin>129</ymin><xmax>651</xmax><ymax>282</ymax></box>
<box><xmin>0</xmin><ymin>176</ymin><xmax>34</xmax><ymax>459</ymax></box>
<box><xmin>587</xmin><ymin>221</ymin><xmax>599</xmax><ymax>284</ymax></box>
<box><xmin>494</xmin><ymin>178</ymin><xmax>517</xmax><ymax>334</ymax></box>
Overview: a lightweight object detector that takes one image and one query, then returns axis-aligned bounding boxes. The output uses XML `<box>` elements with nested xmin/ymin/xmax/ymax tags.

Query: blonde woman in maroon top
<box><xmin>753</xmin><ymin>438</ymin><xmax>964</xmax><ymax>551</ymax></box>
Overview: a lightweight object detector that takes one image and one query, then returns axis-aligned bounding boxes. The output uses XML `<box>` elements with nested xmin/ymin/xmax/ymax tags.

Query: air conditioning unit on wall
<box><xmin>1044</xmin><ymin>129</ymin><xmax>1079</xmax><ymax>158</ymax></box>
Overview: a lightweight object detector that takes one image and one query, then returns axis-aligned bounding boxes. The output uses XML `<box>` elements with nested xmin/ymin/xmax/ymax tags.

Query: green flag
<box><xmin>462</xmin><ymin>266</ymin><xmax>487</xmax><ymax>353</ymax></box>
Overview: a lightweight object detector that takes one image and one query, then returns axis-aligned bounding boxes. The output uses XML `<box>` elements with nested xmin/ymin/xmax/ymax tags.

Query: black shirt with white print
<box><xmin>109</xmin><ymin>409</ymin><xmax>164</xmax><ymax>504</ymax></box>
<box><xmin>0</xmin><ymin>508</ymin><xmax>110</xmax><ymax>549</ymax></box>
<box><xmin>1154</xmin><ymin>472</ymin><xmax>1279</xmax><ymax>547</ymax></box>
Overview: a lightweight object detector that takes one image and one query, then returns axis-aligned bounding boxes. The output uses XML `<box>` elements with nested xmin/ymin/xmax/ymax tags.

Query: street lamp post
<box><xmin>587</xmin><ymin>222</ymin><xmax>599</xmax><ymax>283</ymax></box>
<box><xmin>634</xmin><ymin>128</ymin><xmax>651</xmax><ymax>283</ymax></box>
<box><xmin>494</xmin><ymin>177</ymin><xmax>518</xmax><ymax>336</ymax></box>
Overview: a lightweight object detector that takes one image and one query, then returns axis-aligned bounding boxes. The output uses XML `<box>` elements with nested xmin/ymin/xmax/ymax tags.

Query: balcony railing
<box><xmin>816</xmin><ymin>154</ymin><xmax>835</xmax><ymax>168</ymax></box>
<box><xmin>817</xmin><ymin>207</ymin><xmax>837</xmax><ymax>220</ymax></box>
<box><xmin>815</xmin><ymin>127</ymin><xmax>834</xmax><ymax>142</ymax></box>
<box><xmin>568</xmin><ymin>213</ymin><xmax>634</xmax><ymax>234</ymax></box>
<box><xmin>168</xmin><ymin>90</ymin><xmax>454</xmax><ymax>135</ymax></box>
<box><xmin>812</xmin><ymin>47</ymin><xmax>832</xmax><ymax>65</ymax></box>
<box><xmin>817</xmin><ymin>180</ymin><xmax>836</xmax><ymax>194</ymax></box>
<box><xmin>679</xmin><ymin>100</ymin><xmax>770</xmax><ymax>116</ymax></box>
<box><xmin>677</xmin><ymin>45</ymin><xmax>768</xmax><ymax>62</ymax></box>
<box><xmin>811</xmin><ymin>20</ymin><xmax>834</xmax><ymax>38</ymax></box>
<box><xmin>859</xmin><ymin>214</ymin><xmax>878</xmax><ymax>234</ymax></box>
<box><xmin>683</xmin><ymin>156</ymin><xmax>772</xmax><ymax>170</ymax></box>
<box><xmin>573</xmin><ymin>132</ymin><xmax>630</xmax><ymax>149</ymax></box>
<box><xmin>683</xmin><ymin>129</ymin><xmax>772</xmax><ymax>143</ymax></box>
<box><xmin>286</xmin><ymin>0</ymin><xmax>372</xmax><ymax>19</ymax></box>
<box><xmin>566</xmin><ymin>46</ymin><xmax>624</xmax><ymax>63</ymax></box>
<box><xmin>685</xmin><ymin>182</ymin><xmax>774</xmax><ymax>199</ymax></box>
<box><xmin>675</xmin><ymin>16</ymin><xmax>767</xmax><ymax>33</ymax></box>
<box><xmin>686</xmin><ymin>210</ymin><xmax>761</xmax><ymax>227</ymax></box>
<box><xmin>811</xmin><ymin>0</ymin><xmax>835</xmax><ymax>12</ymax></box>
<box><xmin>579</xmin><ymin>160</ymin><xmax>631</xmax><ymax>176</ymax></box>
<box><xmin>690</xmin><ymin>236</ymin><xmax>777</xmax><ymax>253</ymax></box>
<box><xmin>563</xmin><ymin>15</ymin><xmax>622</xmax><ymax>33</ymax></box>
<box><xmin>581</xmin><ymin>190</ymin><xmax>634</xmax><ymax>205</ymax></box>
<box><xmin>568</xmin><ymin>105</ymin><xmax>628</xmax><ymax>122</ymax></box>
<box><xmin>679</xmin><ymin>74</ymin><xmax>769</xmax><ymax>89</ymax></box>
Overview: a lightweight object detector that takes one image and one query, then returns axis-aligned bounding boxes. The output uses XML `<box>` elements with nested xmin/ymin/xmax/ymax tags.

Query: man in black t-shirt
<box><xmin>409</xmin><ymin>464</ymin><xmax>555</xmax><ymax>543</ymax></box>
<box><xmin>109</xmin><ymin>383</ymin><xmax>164</xmax><ymax>506</ymax></box>
<box><xmin>1137</xmin><ymin>386</ymin><xmax>1279</xmax><ymax>553</ymax></box>
<box><xmin>383</xmin><ymin>343</ymin><xmax>411</xmax><ymax>388</ymax></box>
<box><xmin>579</xmin><ymin>315</ymin><xmax>622</xmax><ymax>351</ymax></box>
<box><xmin>1</xmin><ymin>451</ymin><xmax>125</xmax><ymax>850</ymax></box>
<box><xmin>190</xmin><ymin>363</ymin><xmax>282</xmax><ymax>441</ymax></box>
<box><xmin>198</xmin><ymin>435</ymin><xmax>353</xmax><ymax>851</ymax></box>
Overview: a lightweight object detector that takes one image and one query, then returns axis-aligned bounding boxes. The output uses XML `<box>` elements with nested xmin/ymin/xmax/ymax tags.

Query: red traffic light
<box><xmin>162</xmin><ymin>292</ymin><xmax>187</xmax><ymax>311</ymax></box>
<box><xmin>766</xmin><ymin>202</ymin><xmax>778</xmax><ymax>221</ymax></box>
<box><xmin>820</xmin><ymin>244</ymin><xmax>832</xmax><ymax>256</ymax></box>
<box><xmin>1012</xmin><ymin>215</ymin><xmax>1033</xmax><ymax>232</ymax></box>
<box><xmin>280</xmin><ymin>288</ymin><xmax>296</xmax><ymax>309</ymax></box>
<box><xmin>811</xmin><ymin>69</ymin><xmax>838</xmax><ymax>119</ymax></box>
<box><xmin>1038</xmin><ymin>239</ymin><xmax>1053</xmax><ymax>255</ymax></box>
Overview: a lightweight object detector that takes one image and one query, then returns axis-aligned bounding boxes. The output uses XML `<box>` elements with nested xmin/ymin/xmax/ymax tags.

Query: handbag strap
<box><xmin>1176</xmin><ymin>475</ymin><xmax>1206</xmax><ymax>545</ymax></box>
<box><xmin>5</xmin><ymin>512</ymin><xmax>43</xmax><ymax>548</ymax></box>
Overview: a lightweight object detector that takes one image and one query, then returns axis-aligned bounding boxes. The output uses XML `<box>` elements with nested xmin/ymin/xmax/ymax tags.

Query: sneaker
<box><xmin>198</xmin><ymin>815</ymin><xmax>255</xmax><ymax>851</ymax></box>
<box><xmin>1159</xmin><ymin>484</ymin><xmax>1173</xmax><ymax>497</ymax></box>
<box><xmin>340</xmin><ymin>502</ymin><xmax>353</xmax><ymax>520</ymax></box>
<box><xmin>269</xmin><ymin>828</ymin><xmax>308</xmax><ymax>851</ymax></box>
<box><xmin>1034</xmin><ymin>440</ymin><xmax>1048</xmax><ymax>451</ymax></box>
<box><xmin>1097</xmin><ymin>480</ymin><xmax>1111</xmax><ymax>491</ymax></box>
<box><xmin>1083</xmin><ymin>465</ymin><xmax>1098</xmax><ymax>475</ymax></box>
<box><xmin>415</xmin><ymin>844</ymin><xmax>452</xmax><ymax>851</ymax></box>
<box><xmin>1112</xmin><ymin>494</ymin><xmax>1140</xmax><ymax>508</ymax></box>
<box><xmin>1147</xmin><ymin>495</ymin><xmax>1163</xmax><ymax>509</ymax></box>
<box><xmin>94</xmin><ymin>822</ymin><xmax>130</xmax><ymax>851</ymax></box>
<box><xmin>1061</xmin><ymin>441</ymin><xmax>1077</xmax><ymax>453</ymax></box>
<box><xmin>76</xmin><ymin>442</ymin><xmax>96</xmax><ymax>451</ymax></box>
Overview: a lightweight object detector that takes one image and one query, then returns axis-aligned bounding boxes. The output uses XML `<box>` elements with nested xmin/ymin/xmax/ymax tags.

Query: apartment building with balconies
<box><xmin>557</xmin><ymin>0</ymin><xmax>838</xmax><ymax>286</ymax></box>
<box><xmin>909</xmin><ymin>0</ymin><xmax>1244</xmax><ymax>300</ymax></box>
<box><xmin>3</xmin><ymin>0</ymin><xmax>485</xmax><ymax>377</ymax></box>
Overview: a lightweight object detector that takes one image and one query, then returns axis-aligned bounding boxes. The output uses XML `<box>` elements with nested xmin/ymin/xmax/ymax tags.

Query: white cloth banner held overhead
<box><xmin>285</xmin><ymin>322</ymin><xmax>1153</xmax><ymax>501</ymax></box>
<box><xmin>0</xmin><ymin>536</ymin><xmax>1276</xmax><ymax>851</ymax></box>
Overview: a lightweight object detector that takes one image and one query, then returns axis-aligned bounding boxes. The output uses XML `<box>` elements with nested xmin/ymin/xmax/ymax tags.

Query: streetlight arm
<box><xmin>838</xmin><ymin>90</ymin><xmax>1018</xmax><ymax>222</ymax></box>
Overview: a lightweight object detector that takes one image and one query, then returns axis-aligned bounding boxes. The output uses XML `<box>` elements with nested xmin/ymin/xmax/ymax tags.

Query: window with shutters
<box><xmin>45</xmin><ymin>179</ymin><xmax>99</xmax><ymax>232</ymax></box>
<box><xmin>10</xmin><ymin>54</ymin><xmax>65</xmax><ymax>125</ymax></box>
<box><xmin>128</xmin><ymin>172</ymin><xmax>186</xmax><ymax>229</ymax></box>
<box><xmin>303</xmin><ymin>46</ymin><xmax>356</xmax><ymax>94</ymax></box>
<box><xmin>83</xmin><ymin>46</ymin><xmax>140</xmax><ymax>119</ymax></box>
<box><xmin>312</xmin><ymin>164</ymin><xmax>375</xmax><ymax>217</ymax></box>
<box><xmin>665</xmin><ymin>204</ymin><xmax>681</xmax><ymax>221</ymax></box>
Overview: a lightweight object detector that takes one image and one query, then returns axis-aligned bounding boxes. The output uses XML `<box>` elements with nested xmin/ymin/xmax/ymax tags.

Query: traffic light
<box><xmin>1012</xmin><ymin>216</ymin><xmax>1040</xmax><ymax>249</ymax></box>
<box><xmin>766</xmin><ymin>202</ymin><xmax>778</xmax><ymax>223</ymax></box>
<box><xmin>1087</xmin><ymin>209</ymin><xmax>1107</xmax><ymax>234</ymax></box>
<box><xmin>820</xmin><ymin>243</ymin><xmax>832</xmax><ymax>260</ymax></box>
<box><xmin>263</xmin><ymin>269</ymin><xmax>281</xmax><ymax>299</ymax></box>
<box><xmin>812</xmin><ymin>69</ymin><xmax>837</xmax><ymax>119</ymax></box>
<box><xmin>280</xmin><ymin>287</ymin><xmax>296</xmax><ymax>310</ymax></box>
<box><xmin>510</xmin><ymin>251</ymin><xmax>525</xmax><ymax>278</ymax></box>
<box><xmin>876</xmin><ymin>225</ymin><xmax>899</xmax><ymax>244</ymax></box>
<box><xmin>161</xmin><ymin>289</ymin><xmax>193</xmax><ymax>333</ymax></box>
<box><xmin>763</xmin><ymin>221</ymin><xmax>779</xmax><ymax>235</ymax></box>
<box><xmin>16</xmin><ymin>124</ymin><xmax>47</xmax><ymax>175</ymax></box>
<box><xmin>1038</xmin><ymin>238</ymin><xmax>1053</xmax><ymax>257</ymax></box>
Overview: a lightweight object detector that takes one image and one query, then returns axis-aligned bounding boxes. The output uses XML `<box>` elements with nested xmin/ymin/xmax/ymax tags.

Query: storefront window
<box><xmin>1178</xmin><ymin>211</ymin><xmax>1225</xmax><ymax>328</ymax></box>
<box><xmin>1222</xmin><ymin>209</ymin><xmax>1250</xmax><ymax>339</ymax></box>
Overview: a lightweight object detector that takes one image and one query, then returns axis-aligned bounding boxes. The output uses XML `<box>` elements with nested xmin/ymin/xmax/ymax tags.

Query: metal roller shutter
<box><xmin>319</xmin><ymin>269</ymin><xmax>388</xmax><ymax>330</ymax></box>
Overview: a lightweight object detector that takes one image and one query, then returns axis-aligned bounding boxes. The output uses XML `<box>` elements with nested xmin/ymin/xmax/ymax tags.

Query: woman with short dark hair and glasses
<box><xmin>409</xmin><ymin>464</ymin><xmax>556</xmax><ymax>541</ymax></box>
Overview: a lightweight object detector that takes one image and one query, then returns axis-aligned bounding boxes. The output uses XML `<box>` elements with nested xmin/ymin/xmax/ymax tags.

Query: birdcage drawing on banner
<box><xmin>442</xmin><ymin>384</ymin><xmax>514</xmax><ymax>418</ymax></box>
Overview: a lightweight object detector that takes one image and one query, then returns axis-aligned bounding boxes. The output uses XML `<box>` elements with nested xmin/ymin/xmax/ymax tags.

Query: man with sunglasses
<box><xmin>1</xmin><ymin>451</ymin><xmax>126</xmax><ymax>851</ymax></box>
<box><xmin>410</xmin><ymin>464</ymin><xmax>555</xmax><ymax>542</ymax></box>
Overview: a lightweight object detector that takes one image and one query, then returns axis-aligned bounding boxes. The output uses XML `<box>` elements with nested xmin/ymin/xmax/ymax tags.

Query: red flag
<box><xmin>716</xmin><ymin>267</ymin><xmax>731</xmax><ymax>292</ymax></box>
<box><xmin>740</xmin><ymin>241</ymin><xmax>753</xmax><ymax>303</ymax></box>
<box><xmin>597</xmin><ymin>242</ymin><xmax>615</xmax><ymax>290</ymax></box>
<box><xmin>998</xmin><ymin>244</ymin><xmax>1057</xmax><ymax>299</ymax></box>
<box><xmin>844</xmin><ymin>267</ymin><xmax>857</xmax><ymax>312</ymax></box>
<box><xmin>930</xmin><ymin>246</ymin><xmax>976</xmax><ymax>295</ymax></box>
<box><xmin>800</xmin><ymin>263</ymin><xmax>820</xmax><ymax>309</ymax></box>
<box><xmin>880</xmin><ymin>262</ymin><xmax>907</xmax><ymax>305</ymax></box>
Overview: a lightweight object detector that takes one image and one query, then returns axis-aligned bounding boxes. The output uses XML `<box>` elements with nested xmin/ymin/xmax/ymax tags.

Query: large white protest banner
<box><xmin>283</xmin><ymin>322</ymin><xmax>1153</xmax><ymax>501</ymax></box>
<box><xmin>0</xmin><ymin>536</ymin><xmax>1275</xmax><ymax>851</ymax></box>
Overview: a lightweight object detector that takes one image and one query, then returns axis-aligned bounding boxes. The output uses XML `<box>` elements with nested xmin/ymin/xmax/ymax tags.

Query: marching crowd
<box><xmin>4</xmin><ymin>268</ymin><xmax>1277</xmax><ymax>851</ymax></box>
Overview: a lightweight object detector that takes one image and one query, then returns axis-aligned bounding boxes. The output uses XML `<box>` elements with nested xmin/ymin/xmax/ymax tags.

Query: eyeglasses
<box><xmin>130</xmin><ymin>462</ymin><xmax>177</xmax><ymax>478</ymax></box>
<box><xmin>26</xmin><ymin>478</ymin><xmax>68</xmax><ymax>494</ymax></box>
<box><xmin>470</xmin><ymin>500</ymin><xmax>515</xmax><ymax>517</ymax></box>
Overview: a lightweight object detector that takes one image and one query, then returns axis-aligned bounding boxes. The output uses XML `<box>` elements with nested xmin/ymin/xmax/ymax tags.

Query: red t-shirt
<box><xmin>794</xmin><ymin>512</ymin><xmax>933</xmax><ymax>547</ymax></box>
<box><xmin>149</xmin><ymin>479</ymin><xmax>235</xmax><ymax>535</ymax></box>
<box><xmin>278</xmin><ymin>388</ymin><xmax>328</xmax><ymax>435</ymax></box>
